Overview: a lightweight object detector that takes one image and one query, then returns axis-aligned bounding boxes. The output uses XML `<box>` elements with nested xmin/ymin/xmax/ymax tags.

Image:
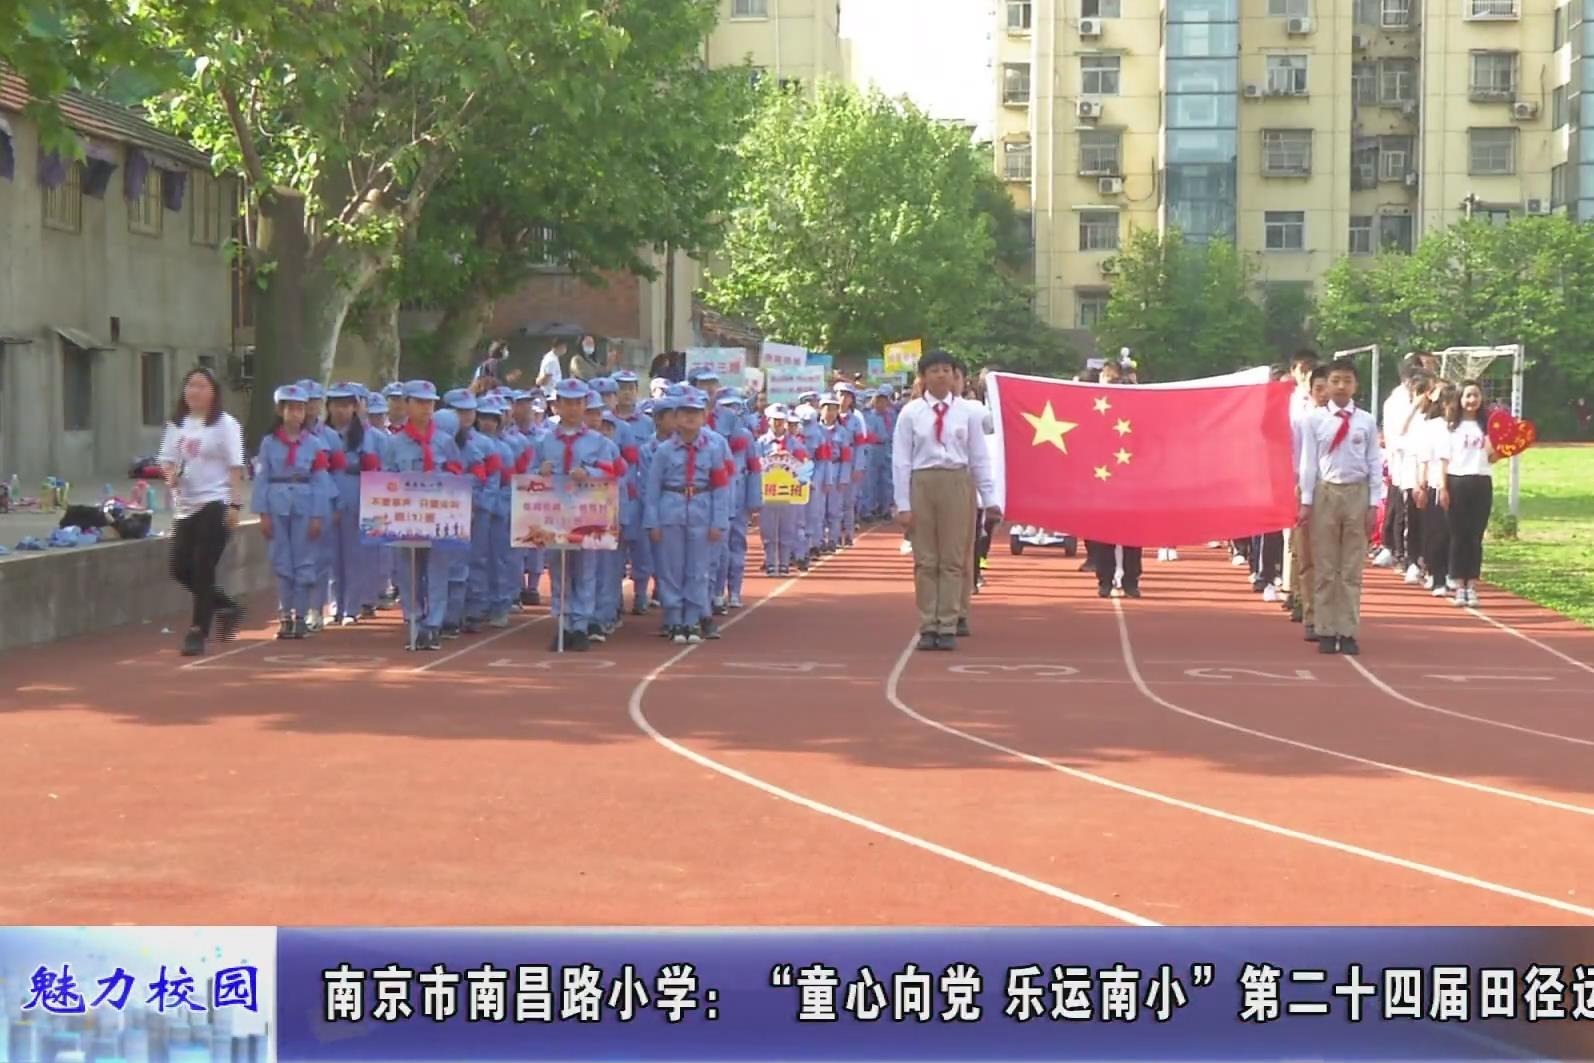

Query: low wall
<box><xmin>0</xmin><ymin>519</ymin><xmax>275</xmax><ymax>653</ymax></box>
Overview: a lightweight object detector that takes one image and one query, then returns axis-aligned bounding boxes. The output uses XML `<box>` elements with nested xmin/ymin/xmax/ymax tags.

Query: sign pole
<box><xmin>408</xmin><ymin>547</ymin><xmax>419</xmax><ymax>652</ymax></box>
<box><xmin>557</xmin><ymin>553</ymin><xmax>567</xmax><ymax>654</ymax></box>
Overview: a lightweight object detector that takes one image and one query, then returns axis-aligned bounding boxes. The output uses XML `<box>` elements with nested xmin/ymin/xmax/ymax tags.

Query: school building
<box><xmin>993</xmin><ymin>0</ymin><xmax>1577</xmax><ymax>349</ymax></box>
<box><xmin>0</xmin><ymin>71</ymin><xmax>239</xmax><ymax>487</ymax></box>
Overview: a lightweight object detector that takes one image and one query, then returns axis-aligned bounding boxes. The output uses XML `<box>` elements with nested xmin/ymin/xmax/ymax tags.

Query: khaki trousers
<box><xmin>910</xmin><ymin>468</ymin><xmax>976</xmax><ymax>636</ymax></box>
<box><xmin>1310</xmin><ymin>480</ymin><xmax>1370</xmax><ymax>638</ymax></box>
<box><xmin>1291</xmin><ymin>520</ymin><xmax>1315</xmax><ymax>625</ymax></box>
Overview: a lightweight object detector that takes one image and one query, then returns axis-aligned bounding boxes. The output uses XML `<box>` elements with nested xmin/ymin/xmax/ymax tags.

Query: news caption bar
<box><xmin>3</xmin><ymin>928</ymin><xmax>1590</xmax><ymax>1061</ymax></box>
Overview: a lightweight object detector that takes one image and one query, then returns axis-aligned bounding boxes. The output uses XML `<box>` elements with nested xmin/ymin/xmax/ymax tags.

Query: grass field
<box><xmin>1485</xmin><ymin>444</ymin><xmax>1594</xmax><ymax>627</ymax></box>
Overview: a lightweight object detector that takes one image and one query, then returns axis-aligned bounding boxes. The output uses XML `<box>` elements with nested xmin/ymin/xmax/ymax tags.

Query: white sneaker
<box><xmin>1231</xmin><ymin>554</ymin><xmax>1249</xmax><ymax>567</ymax></box>
<box><xmin>1373</xmin><ymin>548</ymin><xmax>1396</xmax><ymax>567</ymax></box>
<box><xmin>1404</xmin><ymin>564</ymin><xmax>1422</xmax><ymax>584</ymax></box>
<box><xmin>305</xmin><ymin>609</ymin><xmax>323</xmax><ymax>632</ymax></box>
<box><xmin>1207</xmin><ymin>540</ymin><xmax>1222</xmax><ymax>548</ymax></box>
<box><xmin>1446</xmin><ymin>577</ymin><xmax>1459</xmax><ymax>591</ymax></box>
<box><xmin>728</xmin><ymin>594</ymin><xmax>743</xmax><ymax>609</ymax></box>
<box><xmin>899</xmin><ymin>539</ymin><xmax>913</xmax><ymax>555</ymax></box>
<box><xmin>1156</xmin><ymin>548</ymin><xmax>1169</xmax><ymax>561</ymax></box>
<box><xmin>1454</xmin><ymin>590</ymin><xmax>1468</xmax><ymax>606</ymax></box>
<box><xmin>1431</xmin><ymin>584</ymin><xmax>1448</xmax><ymax>597</ymax></box>
<box><xmin>1467</xmin><ymin>588</ymin><xmax>1480</xmax><ymax>607</ymax></box>
<box><xmin>1166</xmin><ymin>549</ymin><xmax>1178</xmax><ymax>561</ymax></box>
<box><xmin>1262</xmin><ymin>585</ymin><xmax>1279</xmax><ymax>603</ymax></box>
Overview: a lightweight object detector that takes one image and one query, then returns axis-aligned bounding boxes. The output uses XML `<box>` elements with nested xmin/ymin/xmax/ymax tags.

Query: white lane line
<box><xmin>1466</xmin><ymin>603</ymin><xmax>1594</xmax><ymax>677</ymax></box>
<box><xmin>1344</xmin><ymin>656</ymin><xmax>1594</xmax><ymax>748</ymax></box>
<box><xmin>411</xmin><ymin>615</ymin><xmax>550</xmax><ymax>674</ymax></box>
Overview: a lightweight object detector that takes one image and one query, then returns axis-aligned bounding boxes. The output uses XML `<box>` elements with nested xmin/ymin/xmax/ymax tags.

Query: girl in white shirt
<box><xmin>1440</xmin><ymin>380</ymin><xmax>1501</xmax><ymax>607</ymax></box>
<box><xmin>1414</xmin><ymin>384</ymin><xmax>1457</xmax><ymax>596</ymax></box>
<box><xmin>158</xmin><ymin>367</ymin><xmax>247</xmax><ymax>656</ymax></box>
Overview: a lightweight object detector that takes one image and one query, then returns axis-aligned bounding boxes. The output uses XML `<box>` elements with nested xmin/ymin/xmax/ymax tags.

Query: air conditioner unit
<box><xmin>1286</xmin><ymin>16</ymin><xmax>1312</xmax><ymax>33</ymax></box>
<box><xmin>1098</xmin><ymin>176</ymin><xmax>1124</xmax><ymax>194</ymax></box>
<box><xmin>1525</xmin><ymin>198</ymin><xmax>1551</xmax><ymax>215</ymax></box>
<box><xmin>1243</xmin><ymin>82</ymin><xmax>1263</xmax><ymax>98</ymax></box>
<box><xmin>1079</xmin><ymin>16</ymin><xmax>1102</xmax><ymax>35</ymax></box>
<box><xmin>1077</xmin><ymin>99</ymin><xmax>1103</xmax><ymax>119</ymax></box>
<box><xmin>1099</xmin><ymin>257</ymin><xmax>1119</xmax><ymax>275</ymax></box>
<box><xmin>1353</xmin><ymin>32</ymin><xmax>1373</xmax><ymax>48</ymax></box>
<box><xmin>1400</xmin><ymin>100</ymin><xmax>1418</xmax><ymax>116</ymax></box>
<box><xmin>1403</xmin><ymin>171</ymin><xmax>1419</xmax><ymax>187</ymax></box>
<box><xmin>1512</xmin><ymin>100</ymin><xmax>1540</xmax><ymax>119</ymax></box>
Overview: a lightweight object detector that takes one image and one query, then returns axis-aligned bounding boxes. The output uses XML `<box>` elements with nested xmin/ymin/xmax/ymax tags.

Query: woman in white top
<box><xmin>1413</xmin><ymin>383</ymin><xmax>1457</xmax><ymax>597</ymax></box>
<box><xmin>1440</xmin><ymin>380</ymin><xmax>1502</xmax><ymax>607</ymax></box>
<box><xmin>158</xmin><ymin>367</ymin><xmax>247</xmax><ymax>656</ymax></box>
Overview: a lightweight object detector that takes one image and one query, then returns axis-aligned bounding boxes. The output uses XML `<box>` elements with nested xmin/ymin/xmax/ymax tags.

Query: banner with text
<box><xmin>510</xmin><ymin>475</ymin><xmax>620</xmax><ymax>550</ymax></box>
<box><xmin>766</xmin><ymin>365</ymin><xmax>827</xmax><ymax>406</ymax></box>
<box><xmin>883</xmin><ymin>338</ymin><xmax>922</xmax><ymax>375</ymax></box>
<box><xmin>760</xmin><ymin>450</ymin><xmax>812</xmax><ymax>505</ymax></box>
<box><xmin>759</xmin><ymin>341</ymin><xmax>807</xmax><ymax>368</ymax></box>
<box><xmin>685</xmin><ymin>347</ymin><xmax>747</xmax><ymax>382</ymax></box>
<box><xmin>358</xmin><ymin>471</ymin><xmax>473</xmax><ymax>546</ymax></box>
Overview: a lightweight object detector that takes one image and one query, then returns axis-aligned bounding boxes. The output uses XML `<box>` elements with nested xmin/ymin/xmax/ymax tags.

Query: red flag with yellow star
<box><xmin>988</xmin><ymin>371</ymin><xmax>1297</xmax><ymax>546</ymax></box>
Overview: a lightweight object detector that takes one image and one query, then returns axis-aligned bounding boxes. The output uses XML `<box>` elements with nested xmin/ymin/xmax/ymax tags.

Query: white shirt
<box><xmin>1289</xmin><ymin>388</ymin><xmax>1314</xmax><ymax>479</ymax></box>
<box><xmin>1418</xmin><ymin>416</ymin><xmax>1449</xmax><ymax>489</ymax></box>
<box><xmin>1382</xmin><ymin>386</ymin><xmax>1417</xmax><ymax>489</ymax></box>
<box><xmin>537</xmin><ymin>349</ymin><xmax>563</xmax><ymax>385</ymax></box>
<box><xmin>1298</xmin><ymin>400</ymin><xmax>1386</xmax><ymax>508</ymax></box>
<box><xmin>1447</xmin><ymin>418</ymin><xmax>1493</xmax><ymax>477</ymax></box>
<box><xmin>158</xmin><ymin>413</ymin><xmax>244</xmax><ymax>519</ymax></box>
<box><xmin>961</xmin><ymin>398</ymin><xmax>995</xmax><ymax>436</ymax></box>
<box><xmin>892</xmin><ymin>393</ymin><xmax>996</xmax><ymax>512</ymax></box>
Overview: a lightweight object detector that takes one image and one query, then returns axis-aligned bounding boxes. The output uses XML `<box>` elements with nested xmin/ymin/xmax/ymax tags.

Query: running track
<box><xmin>2</xmin><ymin>530</ymin><xmax>1590</xmax><ymax>926</ymax></box>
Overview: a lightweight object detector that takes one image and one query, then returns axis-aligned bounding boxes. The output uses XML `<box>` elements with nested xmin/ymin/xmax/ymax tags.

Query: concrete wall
<box><xmin>0</xmin><ymin>113</ymin><xmax>236</xmax><ymax>486</ymax></box>
<box><xmin>0</xmin><ymin>520</ymin><xmax>274</xmax><ymax>652</ymax></box>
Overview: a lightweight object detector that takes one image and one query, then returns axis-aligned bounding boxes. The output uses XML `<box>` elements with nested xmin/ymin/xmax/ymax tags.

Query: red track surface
<box><xmin>2</xmin><ymin>529</ymin><xmax>1591</xmax><ymax>926</ymax></box>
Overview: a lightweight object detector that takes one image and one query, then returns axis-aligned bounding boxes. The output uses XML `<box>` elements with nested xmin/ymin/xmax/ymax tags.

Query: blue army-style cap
<box><xmin>443</xmin><ymin>388</ymin><xmax>477</xmax><ymax>411</ymax></box>
<box><xmin>819</xmin><ymin>394</ymin><xmax>841</xmax><ymax>407</ymax></box>
<box><xmin>591</xmin><ymin>377</ymin><xmax>618</xmax><ymax>395</ymax></box>
<box><xmin>584</xmin><ymin>390</ymin><xmax>605</xmax><ymax>411</ymax></box>
<box><xmin>652</xmin><ymin>395</ymin><xmax>678</xmax><ymax>413</ymax></box>
<box><xmin>555</xmin><ymin>378</ymin><xmax>590</xmax><ymax>401</ymax></box>
<box><xmin>798</xmin><ymin>391</ymin><xmax>820</xmax><ymax>403</ymax></box>
<box><xmin>326</xmin><ymin>382</ymin><xmax>359</xmax><ymax>400</ymax></box>
<box><xmin>765</xmin><ymin>403</ymin><xmax>790</xmax><ymax>420</ymax></box>
<box><xmin>677</xmin><ymin>393</ymin><xmax>707</xmax><ymax>411</ymax></box>
<box><xmin>637</xmin><ymin>399</ymin><xmax>657</xmax><ymax>416</ymax></box>
<box><xmin>433</xmin><ymin>408</ymin><xmax>460</xmax><ymax>434</ymax></box>
<box><xmin>403</xmin><ymin>380</ymin><xmax>439</xmax><ymax>401</ymax></box>
<box><xmin>614</xmin><ymin>370</ymin><xmax>640</xmax><ymax>385</ymax></box>
<box><xmin>366</xmin><ymin>392</ymin><xmax>388</xmax><ymax>415</ymax></box>
<box><xmin>688</xmin><ymin>367</ymin><xmax>720</xmax><ymax>384</ymax></box>
<box><xmin>835</xmin><ymin>381</ymin><xmax>857</xmax><ymax>395</ymax></box>
<box><xmin>382</xmin><ymin>382</ymin><xmax>405</xmax><ymax>398</ymax></box>
<box><xmin>512</xmin><ymin>390</ymin><xmax>535</xmax><ymax>403</ymax></box>
<box><xmin>274</xmin><ymin>384</ymin><xmax>309</xmax><ymax>404</ymax></box>
<box><xmin>600</xmin><ymin>410</ymin><xmax>618</xmax><ymax>426</ymax></box>
<box><xmin>476</xmin><ymin>397</ymin><xmax>506</xmax><ymax>417</ymax></box>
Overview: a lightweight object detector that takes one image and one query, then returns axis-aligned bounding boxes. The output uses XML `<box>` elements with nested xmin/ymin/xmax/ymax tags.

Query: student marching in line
<box><xmin>836</xmin><ymin>383</ymin><xmax>868</xmax><ymax>544</ymax></box>
<box><xmin>1298</xmin><ymin>359</ymin><xmax>1384</xmax><ymax>656</ymax></box>
<box><xmin>1292</xmin><ymin>364</ymin><xmax>1331</xmax><ymax>640</ymax></box>
<box><xmin>384</xmin><ymin>380</ymin><xmax>464</xmax><ymax>651</ymax></box>
<box><xmin>1283</xmin><ymin>351</ymin><xmax>1320</xmax><ymax>621</ymax></box>
<box><xmin>816</xmin><ymin>395</ymin><xmax>852</xmax><ymax>553</ymax></box>
<box><xmin>1415</xmin><ymin>382</ymin><xmax>1458</xmax><ymax>599</ymax></box>
<box><xmin>594</xmin><ymin>402</ymin><xmax>630</xmax><ymax>635</ymax></box>
<box><xmin>711</xmin><ymin>392</ymin><xmax>761</xmax><ymax>611</ymax></box>
<box><xmin>796</xmin><ymin>397</ymin><xmax>824</xmax><ymax>567</ymax></box>
<box><xmin>1375</xmin><ymin>356</ymin><xmax>1426</xmax><ymax>571</ymax></box>
<box><xmin>508</xmin><ymin>390</ymin><xmax>548</xmax><ymax>607</ymax></box>
<box><xmin>324</xmin><ymin>383</ymin><xmax>382</xmax><ymax>625</ymax></box>
<box><xmin>613</xmin><ymin>370</ymin><xmax>654</xmax><ymax>615</ymax></box>
<box><xmin>361</xmin><ymin>388</ymin><xmax>392</xmax><ymax>616</ymax></box>
<box><xmin>437</xmin><ymin>391</ymin><xmax>483</xmax><ymax>637</ymax></box>
<box><xmin>758</xmin><ymin>403</ymin><xmax>807</xmax><ymax>575</ymax></box>
<box><xmin>645</xmin><ymin>388</ymin><xmax>733</xmax><ymax>644</ymax></box>
<box><xmin>643</xmin><ymin>394</ymin><xmax>679</xmax><ymax>620</ymax></box>
<box><xmin>1440</xmin><ymin>379</ymin><xmax>1501</xmax><ymax>607</ymax></box>
<box><xmin>1088</xmin><ymin>360</ymin><xmax>1144</xmax><ymax>598</ymax></box>
<box><xmin>253</xmin><ymin>384</ymin><xmax>335</xmax><ymax>640</ymax></box>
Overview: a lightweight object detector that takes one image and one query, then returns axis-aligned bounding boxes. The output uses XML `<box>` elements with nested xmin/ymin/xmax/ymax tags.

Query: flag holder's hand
<box><xmin>1298</xmin><ymin>504</ymin><xmax>1312</xmax><ymax>525</ymax></box>
<box><xmin>896</xmin><ymin>510</ymin><xmax>913</xmax><ymax>531</ymax></box>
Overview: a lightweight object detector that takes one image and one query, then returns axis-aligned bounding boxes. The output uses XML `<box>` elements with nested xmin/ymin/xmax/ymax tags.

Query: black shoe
<box><xmin>276</xmin><ymin>615</ymin><xmax>294</xmax><ymax>640</ymax></box>
<box><xmin>1339</xmin><ymin>637</ymin><xmax>1360</xmax><ymax>656</ymax></box>
<box><xmin>659</xmin><ymin>624</ymin><xmax>673</xmax><ymax>638</ymax></box>
<box><xmin>795</xmin><ymin>559</ymin><xmax>809</xmax><ymax>572</ymax></box>
<box><xmin>1319</xmin><ymin>636</ymin><xmax>1340</xmax><ymax>654</ymax></box>
<box><xmin>292</xmin><ymin>617</ymin><xmax>309</xmax><ymax>639</ymax></box>
<box><xmin>1122</xmin><ymin>585</ymin><xmax>1142</xmax><ymax>598</ymax></box>
<box><xmin>1303</xmin><ymin>624</ymin><xmax>1317</xmax><ymax>641</ymax></box>
<box><xmin>360</xmin><ymin>605</ymin><xmax>377</xmax><ymax>620</ymax></box>
<box><xmin>1290</xmin><ymin>604</ymin><xmax>1304</xmax><ymax>623</ymax></box>
<box><xmin>440</xmin><ymin>624</ymin><xmax>461</xmax><ymax>640</ymax></box>
<box><xmin>955</xmin><ymin>618</ymin><xmax>970</xmax><ymax>637</ymax></box>
<box><xmin>1080</xmin><ymin>560</ymin><xmax>1096</xmax><ymax>572</ymax></box>
<box><xmin>549</xmin><ymin>629</ymin><xmax>588</xmax><ymax>652</ymax></box>
<box><xmin>180</xmin><ymin>628</ymin><xmax>204</xmax><ymax>656</ymax></box>
<box><xmin>419</xmin><ymin>628</ymin><xmax>442</xmax><ymax>651</ymax></box>
<box><xmin>1097</xmin><ymin>584</ymin><xmax>1112</xmax><ymax>598</ymax></box>
<box><xmin>214</xmin><ymin>600</ymin><xmax>243</xmax><ymax>641</ymax></box>
<box><xmin>700</xmin><ymin>620</ymin><xmax>721</xmax><ymax>640</ymax></box>
<box><xmin>1252</xmin><ymin>578</ymin><xmax>1268</xmax><ymax>593</ymax></box>
<box><xmin>461</xmin><ymin>618</ymin><xmax>481</xmax><ymax>634</ymax></box>
<box><xmin>917</xmin><ymin>632</ymin><xmax>938</xmax><ymax>651</ymax></box>
<box><xmin>935</xmin><ymin>633</ymin><xmax>956</xmax><ymax>650</ymax></box>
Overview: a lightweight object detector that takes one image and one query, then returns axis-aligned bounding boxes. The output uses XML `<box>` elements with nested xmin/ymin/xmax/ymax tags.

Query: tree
<box><xmin>706</xmin><ymin>83</ymin><xmax>997</xmax><ymax>356</ymax></box>
<box><xmin>145</xmin><ymin>0</ymin><xmax>635</xmax><ymax>436</ymax></box>
<box><xmin>1093</xmin><ymin>228</ymin><xmax>1264</xmax><ymax>378</ymax></box>
<box><xmin>393</xmin><ymin>0</ymin><xmax>753</xmax><ymax>380</ymax></box>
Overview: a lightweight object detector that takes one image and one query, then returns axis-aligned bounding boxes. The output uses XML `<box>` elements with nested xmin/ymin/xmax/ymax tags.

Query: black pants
<box><xmin>1090</xmin><ymin>541</ymin><xmax>1142</xmax><ymax>590</ymax></box>
<box><xmin>1420</xmin><ymin>486</ymin><xmax>1450</xmax><ymax>587</ymax></box>
<box><xmin>1251</xmin><ymin>531</ymin><xmax>1284</xmax><ymax>583</ymax></box>
<box><xmin>171</xmin><ymin>501</ymin><xmax>233</xmax><ymax>636</ymax></box>
<box><xmin>1382</xmin><ymin>488</ymin><xmax>1413</xmax><ymax>561</ymax></box>
<box><xmin>1447</xmin><ymin>474</ymin><xmax>1492</xmax><ymax>582</ymax></box>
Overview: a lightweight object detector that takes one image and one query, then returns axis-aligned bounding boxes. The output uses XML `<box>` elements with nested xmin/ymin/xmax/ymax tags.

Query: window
<box><xmin>1076</xmin><ymin>290</ymin><xmax>1110</xmax><ymax>329</ymax></box>
<box><xmin>1555</xmin><ymin>3</ymin><xmax>1568</xmax><ymax>45</ymax></box>
<box><xmin>1267</xmin><ymin>0</ymin><xmax>1308</xmax><ymax>14</ymax></box>
<box><xmin>732</xmin><ymin>0</ymin><xmax>768</xmax><ymax>17</ymax></box>
<box><xmin>529</xmin><ymin>224</ymin><xmax>559</xmax><ymax>267</ymax></box>
<box><xmin>1469</xmin><ymin>52</ymin><xmax>1517</xmax><ymax>99</ymax></box>
<box><xmin>1552</xmin><ymin>162</ymin><xmax>1568</xmax><ymax>206</ymax></box>
<box><xmin>1264</xmin><ymin>210</ymin><xmax>1305</xmax><ymax>250</ymax></box>
<box><xmin>1352</xmin><ymin>62</ymin><xmax>1378</xmax><ymax>104</ymax></box>
<box><xmin>1379</xmin><ymin>213</ymin><xmax>1414</xmax><ymax>252</ymax></box>
<box><xmin>1081</xmin><ymin>55</ymin><xmax>1121</xmax><ymax>95</ymax></box>
<box><xmin>1381</xmin><ymin>0</ymin><xmax>1412</xmax><ymax>26</ymax></box>
<box><xmin>1003</xmin><ymin>140</ymin><xmax>1033</xmax><ymax>180</ymax></box>
<box><xmin>1352</xmin><ymin>137</ymin><xmax>1379</xmax><ymax>188</ymax></box>
<box><xmin>43</xmin><ymin>162</ymin><xmax>82</xmax><ymax>232</ymax></box>
<box><xmin>0</xmin><ymin>121</ymin><xmax>13</xmax><ymax>181</ymax></box>
<box><xmin>1167</xmin><ymin>59</ymin><xmax>1236</xmax><ymax>93</ymax></box>
<box><xmin>190</xmin><ymin>171</ymin><xmax>225</xmax><ymax>246</ymax></box>
<box><xmin>130</xmin><ymin>171</ymin><xmax>163</xmax><ymax>236</ymax></box>
<box><xmin>1266</xmin><ymin>55</ymin><xmax>1309</xmax><ymax>94</ymax></box>
<box><xmin>1002</xmin><ymin>62</ymin><xmax>1031</xmax><ymax>104</ymax></box>
<box><xmin>1079</xmin><ymin>130</ymin><xmax>1122</xmax><ymax>174</ymax></box>
<box><xmin>1380</xmin><ymin>59</ymin><xmax>1416</xmax><ymax>103</ymax></box>
<box><xmin>1083</xmin><ymin>0</ymin><xmax>1122</xmax><ymax>14</ymax></box>
<box><xmin>1167</xmin><ymin>22</ymin><xmax>1238</xmax><ymax>57</ymax></box>
<box><xmin>1349</xmin><ymin>215</ymin><xmax>1374</xmax><ymax>254</ymax></box>
<box><xmin>1554</xmin><ymin>84</ymin><xmax>1568</xmax><ymax>127</ymax></box>
<box><xmin>747</xmin><ymin>66</ymin><xmax>766</xmax><ymax>86</ymax></box>
<box><xmin>62</xmin><ymin>340</ymin><xmax>93</xmax><ymax>431</ymax></box>
<box><xmin>1262</xmin><ymin>130</ymin><xmax>1312</xmax><ymax>175</ymax></box>
<box><xmin>1079</xmin><ymin>211</ymin><xmax>1120</xmax><ymax>250</ymax></box>
<box><xmin>140</xmin><ymin>352</ymin><xmax>165</xmax><ymax>427</ymax></box>
<box><xmin>1354</xmin><ymin>0</ymin><xmax>1379</xmax><ymax>22</ymax></box>
<box><xmin>1469</xmin><ymin>0</ymin><xmax>1517</xmax><ymax>16</ymax></box>
<box><xmin>1379</xmin><ymin>135</ymin><xmax>1413</xmax><ymax>180</ymax></box>
<box><xmin>1007</xmin><ymin>0</ymin><xmax>1032</xmax><ymax>29</ymax></box>
<box><xmin>1469</xmin><ymin>128</ymin><xmax>1516</xmax><ymax>174</ymax></box>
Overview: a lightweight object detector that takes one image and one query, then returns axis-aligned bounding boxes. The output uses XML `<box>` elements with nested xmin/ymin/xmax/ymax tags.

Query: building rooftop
<box><xmin>0</xmin><ymin>67</ymin><xmax>210</xmax><ymax>169</ymax></box>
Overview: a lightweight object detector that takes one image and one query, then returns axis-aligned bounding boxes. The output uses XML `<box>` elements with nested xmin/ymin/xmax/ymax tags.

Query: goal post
<box><xmin>1331</xmin><ymin>344</ymin><xmax>1381</xmax><ymax>417</ymax></box>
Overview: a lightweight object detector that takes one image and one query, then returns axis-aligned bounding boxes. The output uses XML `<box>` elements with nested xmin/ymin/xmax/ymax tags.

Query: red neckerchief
<box><xmin>557</xmin><ymin>426</ymin><xmax>586</xmax><ymax>474</ymax></box>
<box><xmin>274</xmin><ymin>427</ymin><xmax>302</xmax><ymax>467</ymax></box>
<box><xmin>684</xmin><ymin>433</ymin><xmax>699</xmax><ymax>489</ymax></box>
<box><xmin>405</xmin><ymin>421</ymin><xmax>437</xmax><ymax>471</ymax></box>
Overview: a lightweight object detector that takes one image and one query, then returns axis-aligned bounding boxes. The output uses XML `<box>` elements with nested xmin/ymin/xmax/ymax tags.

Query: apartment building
<box><xmin>994</xmin><ymin>0</ymin><xmax>1571</xmax><ymax>342</ymax></box>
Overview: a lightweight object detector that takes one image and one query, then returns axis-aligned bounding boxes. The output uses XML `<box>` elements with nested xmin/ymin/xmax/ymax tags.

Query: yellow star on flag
<box><xmin>1094</xmin><ymin>465</ymin><xmax>1111</xmax><ymax>481</ymax></box>
<box><xmin>1113</xmin><ymin>418</ymin><xmax>1133</xmax><ymax>437</ymax></box>
<box><xmin>1115</xmin><ymin>448</ymin><xmax>1132</xmax><ymax>465</ymax></box>
<box><xmin>1093</xmin><ymin>396</ymin><xmax>1111</xmax><ymax>414</ymax></box>
<box><xmin>1023</xmin><ymin>402</ymin><xmax>1078</xmax><ymax>454</ymax></box>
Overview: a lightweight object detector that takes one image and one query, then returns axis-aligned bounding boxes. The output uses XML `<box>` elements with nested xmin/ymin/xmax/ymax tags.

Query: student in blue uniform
<box><xmin>612</xmin><ymin>370</ymin><xmax>653</xmax><ymax>615</ymax></box>
<box><xmin>869</xmin><ymin>387</ymin><xmax>897</xmax><ymax>520</ymax></box>
<box><xmin>252</xmin><ymin>384</ymin><xmax>334</xmax><ymax>639</ymax></box>
<box><xmin>815</xmin><ymin>395</ymin><xmax>851</xmax><ymax>553</ymax></box>
<box><xmin>594</xmin><ymin>407</ymin><xmax>632</xmax><ymax>634</ymax></box>
<box><xmin>758</xmin><ymin>404</ymin><xmax>807</xmax><ymax>575</ymax></box>
<box><xmin>287</xmin><ymin>380</ymin><xmax>335</xmax><ymax>631</ymax></box>
<box><xmin>835</xmin><ymin>383</ymin><xmax>868</xmax><ymax>543</ymax></box>
<box><xmin>322</xmin><ymin>383</ymin><xmax>382</xmax><ymax>625</ymax></box>
<box><xmin>506</xmin><ymin>390</ymin><xmax>546</xmax><ymax>607</ymax></box>
<box><xmin>362</xmin><ymin>389</ymin><xmax>393</xmax><ymax>614</ymax></box>
<box><xmin>466</xmin><ymin>395</ymin><xmax>513</xmax><ymax>629</ymax></box>
<box><xmin>376</xmin><ymin>382</ymin><xmax>407</xmax><ymax>610</ymax></box>
<box><xmin>533</xmin><ymin>378</ymin><xmax>625</xmax><ymax>652</ymax></box>
<box><xmin>439</xmin><ymin>389</ymin><xmax>483</xmax><ymax>637</ymax></box>
<box><xmin>795</xmin><ymin>401</ymin><xmax>823</xmax><ymax>568</ymax></box>
<box><xmin>384</xmin><ymin>380</ymin><xmax>464</xmax><ymax>650</ymax></box>
<box><xmin>710</xmin><ymin>392</ymin><xmax>761</xmax><ymax>610</ymax></box>
<box><xmin>643</xmin><ymin>392</ymin><xmax>680</xmax><ymax>622</ymax></box>
<box><xmin>644</xmin><ymin>389</ymin><xmax>733</xmax><ymax>644</ymax></box>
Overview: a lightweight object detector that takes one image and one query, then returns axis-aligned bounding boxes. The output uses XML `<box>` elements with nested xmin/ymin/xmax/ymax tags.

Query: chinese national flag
<box><xmin>989</xmin><ymin>371</ymin><xmax>1297</xmax><ymax>547</ymax></box>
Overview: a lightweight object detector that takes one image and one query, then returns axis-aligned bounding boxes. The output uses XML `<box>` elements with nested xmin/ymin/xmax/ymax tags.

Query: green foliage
<box><xmin>1094</xmin><ymin>228</ymin><xmax>1264</xmax><ymax>378</ymax></box>
<box><xmin>1262</xmin><ymin>281</ymin><xmax>1314</xmax><ymax>358</ymax></box>
<box><xmin>939</xmin><ymin>274</ymin><xmax>1077</xmax><ymax>377</ymax></box>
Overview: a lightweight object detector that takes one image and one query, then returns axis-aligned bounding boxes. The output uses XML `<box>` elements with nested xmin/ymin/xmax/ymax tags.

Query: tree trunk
<box><xmin>664</xmin><ymin>243</ymin><xmax>676</xmax><ymax>350</ymax></box>
<box><xmin>303</xmin><ymin>240</ymin><xmax>384</xmax><ymax>385</ymax></box>
<box><xmin>246</xmin><ymin>187</ymin><xmax>310</xmax><ymax>444</ymax></box>
<box><xmin>429</xmin><ymin>282</ymin><xmax>498</xmax><ymax>378</ymax></box>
